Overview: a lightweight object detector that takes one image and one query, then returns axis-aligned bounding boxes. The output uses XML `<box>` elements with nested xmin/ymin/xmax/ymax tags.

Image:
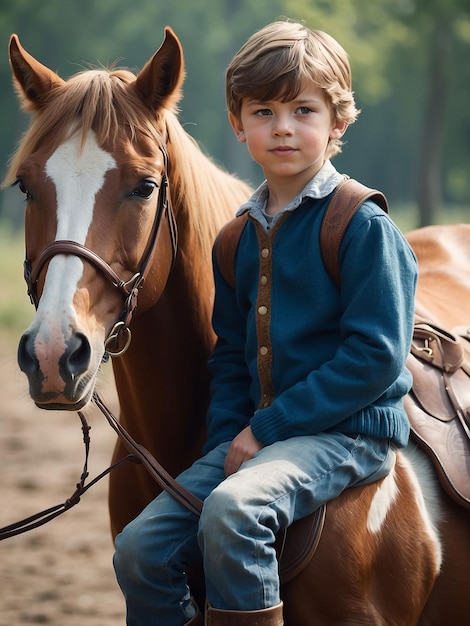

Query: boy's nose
<box><xmin>272</xmin><ymin>114</ymin><xmax>293</xmax><ymax>136</ymax></box>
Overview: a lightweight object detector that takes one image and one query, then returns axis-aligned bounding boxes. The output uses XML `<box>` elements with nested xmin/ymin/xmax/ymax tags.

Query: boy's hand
<box><xmin>224</xmin><ymin>426</ymin><xmax>263</xmax><ymax>476</ymax></box>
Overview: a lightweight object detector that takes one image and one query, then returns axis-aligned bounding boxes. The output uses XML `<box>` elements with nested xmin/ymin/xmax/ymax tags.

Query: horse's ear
<box><xmin>8</xmin><ymin>34</ymin><xmax>65</xmax><ymax>112</ymax></box>
<box><xmin>134</xmin><ymin>27</ymin><xmax>185</xmax><ymax>112</ymax></box>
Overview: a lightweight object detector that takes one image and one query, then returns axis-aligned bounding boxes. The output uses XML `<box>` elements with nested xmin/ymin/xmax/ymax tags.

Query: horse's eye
<box><xmin>131</xmin><ymin>180</ymin><xmax>157</xmax><ymax>199</ymax></box>
<box><xmin>14</xmin><ymin>178</ymin><xmax>32</xmax><ymax>200</ymax></box>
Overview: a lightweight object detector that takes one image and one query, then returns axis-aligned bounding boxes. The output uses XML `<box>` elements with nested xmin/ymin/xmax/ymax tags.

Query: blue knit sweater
<box><xmin>203</xmin><ymin>175</ymin><xmax>418</xmax><ymax>455</ymax></box>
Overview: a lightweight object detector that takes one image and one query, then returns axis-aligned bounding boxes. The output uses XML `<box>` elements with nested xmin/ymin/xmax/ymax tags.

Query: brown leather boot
<box><xmin>205</xmin><ymin>602</ymin><xmax>283</xmax><ymax>625</ymax></box>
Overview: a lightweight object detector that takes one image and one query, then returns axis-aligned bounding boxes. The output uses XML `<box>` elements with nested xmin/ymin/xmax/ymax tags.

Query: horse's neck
<box><xmin>111</xmin><ymin>254</ymin><xmax>214</xmax><ymax>449</ymax></box>
<box><xmin>110</xmin><ymin>120</ymin><xmax>249</xmax><ymax>455</ymax></box>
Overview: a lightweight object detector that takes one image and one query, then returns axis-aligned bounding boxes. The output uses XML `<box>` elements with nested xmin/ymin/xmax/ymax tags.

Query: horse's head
<box><xmin>6</xmin><ymin>28</ymin><xmax>184</xmax><ymax>410</ymax></box>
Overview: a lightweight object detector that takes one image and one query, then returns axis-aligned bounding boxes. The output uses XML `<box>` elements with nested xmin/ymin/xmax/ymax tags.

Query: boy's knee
<box><xmin>113</xmin><ymin>521</ymin><xmax>141</xmax><ymax>578</ymax></box>
<box><xmin>202</xmin><ymin>485</ymin><xmax>237</xmax><ymax>521</ymax></box>
<box><xmin>114</xmin><ymin>517</ymin><xmax>157</xmax><ymax>583</ymax></box>
<box><xmin>199</xmin><ymin>484</ymin><xmax>247</xmax><ymax>545</ymax></box>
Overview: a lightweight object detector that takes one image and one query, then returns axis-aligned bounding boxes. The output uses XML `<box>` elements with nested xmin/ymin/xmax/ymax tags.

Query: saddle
<box><xmin>405</xmin><ymin>321</ymin><xmax>470</xmax><ymax>509</ymax></box>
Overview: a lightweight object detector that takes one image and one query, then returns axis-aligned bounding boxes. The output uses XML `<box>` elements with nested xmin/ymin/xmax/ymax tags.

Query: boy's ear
<box><xmin>228</xmin><ymin>112</ymin><xmax>246</xmax><ymax>143</ymax></box>
<box><xmin>330</xmin><ymin>119</ymin><xmax>348</xmax><ymax>140</ymax></box>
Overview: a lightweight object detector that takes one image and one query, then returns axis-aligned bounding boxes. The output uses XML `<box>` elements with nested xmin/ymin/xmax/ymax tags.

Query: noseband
<box><xmin>23</xmin><ymin>146</ymin><xmax>178</xmax><ymax>356</ymax></box>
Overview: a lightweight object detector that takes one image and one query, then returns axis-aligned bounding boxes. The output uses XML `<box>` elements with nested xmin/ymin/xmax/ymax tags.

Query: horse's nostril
<box><xmin>64</xmin><ymin>332</ymin><xmax>91</xmax><ymax>376</ymax></box>
<box><xmin>17</xmin><ymin>332</ymin><xmax>39</xmax><ymax>376</ymax></box>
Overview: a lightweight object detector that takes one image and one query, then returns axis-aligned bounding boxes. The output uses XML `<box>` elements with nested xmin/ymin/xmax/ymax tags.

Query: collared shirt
<box><xmin>236</xmin><ymin>160</ymin><xmax>344</xmax><ymax>230</ymax></box>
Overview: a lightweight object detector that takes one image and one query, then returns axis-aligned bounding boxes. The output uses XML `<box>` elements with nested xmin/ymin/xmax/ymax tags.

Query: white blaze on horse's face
<box><xmin>40</xmin><ymin>131</ymin><xmax>116</xmax><ymax>320</ymax></box>
<box><xmin>46</xmin><ymin>130</ymin><xmax>117</xmax><ymax>242</ymax></box>
<box><xmin>27</xmin><ymin>130</ymin><xmax>116</xmax><ymax>406</ymax></box>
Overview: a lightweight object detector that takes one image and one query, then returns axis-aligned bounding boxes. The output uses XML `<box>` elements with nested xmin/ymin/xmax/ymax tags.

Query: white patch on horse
<box><xmin>47</xmin><ymin>130</ymin><xmax>116</xmax><ymax>243</ymax></box>
<box><xmin>38</xmin><ymin>131</ymin><xmax>116</xmax><ymax>319</ymax></box>
<box><xmin>366</xmin><ymin>445</ymin><xmax>443</xmax><ymax>575</ymax></box>
<box><xmin>400</xmin><ymin>444</ymin><xmax>443</xmax><ymax>573</ymax></box>
<box><xmin>366</xmin><ymin>467</ymin><xmax>399</xmax><ymax>534</ymax></box>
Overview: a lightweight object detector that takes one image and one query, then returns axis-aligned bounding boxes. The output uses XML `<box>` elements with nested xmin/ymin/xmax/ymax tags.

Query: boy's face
<box><xmin>229</xmin><ymin>83</ymin><xmax>347</xmax><ymax>187</ymax></box>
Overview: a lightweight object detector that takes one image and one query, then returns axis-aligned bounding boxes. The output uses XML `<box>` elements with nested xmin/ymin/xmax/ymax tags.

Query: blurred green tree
<box><xmin>1</xmin><ymin>0</ymin><xmax>469</xmax><ymax>228</ymax></box>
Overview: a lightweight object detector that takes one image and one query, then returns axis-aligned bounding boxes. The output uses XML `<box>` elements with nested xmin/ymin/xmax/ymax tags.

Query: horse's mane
<box><xmin>5</xmin><ymin>66</ymin><xmax>252</xmax><ymax>263</ymax></box>
<box><xmin>4</xmin><ymin>68</ymin><xmax>161</xmax><ymax>183</ymax></box>
<box><xmin>163</xmin><ymin>110</ymin><xmax>251</xmax><ymax>258</ymax></box>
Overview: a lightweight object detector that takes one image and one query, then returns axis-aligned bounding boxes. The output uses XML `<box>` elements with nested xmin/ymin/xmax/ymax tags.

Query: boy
<box><xmin>113</xmin><ymin>20</ymin><xmax>417</xmax><ymax>626</ymax></box>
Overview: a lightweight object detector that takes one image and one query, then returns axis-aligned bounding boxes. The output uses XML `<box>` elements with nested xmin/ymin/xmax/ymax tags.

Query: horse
<box><xmin>5</xmin><ymin>27</ymin><xmax>251</xmax><ymax>540</ymax></box>
<box><xmin>4</xmin><ymin>27</ymin><xmax>470</xmax><ymax>626</ymax></box>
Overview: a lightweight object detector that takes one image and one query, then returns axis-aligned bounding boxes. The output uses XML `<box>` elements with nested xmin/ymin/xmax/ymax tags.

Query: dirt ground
<box><xmin>0</xmin><ymin>332</ymin><xmax>127</xmax><ymax>626</ymax></box>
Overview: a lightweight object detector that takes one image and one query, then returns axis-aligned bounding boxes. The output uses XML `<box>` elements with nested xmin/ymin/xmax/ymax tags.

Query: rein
<box><xmin>0</xmin><ymin>392</ymin><xmax>203</xmax><ymax>541</ymax></box>
<box><xmin>0</xmin><ymin>145</ymin><xmax>203</xmax><ymax>541</ymax></box>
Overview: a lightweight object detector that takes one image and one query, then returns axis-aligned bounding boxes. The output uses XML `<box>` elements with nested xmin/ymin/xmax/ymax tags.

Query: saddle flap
<box><xmin>406</xmin><ymin>320</ymin><xmax>470</xmax><ymax>509</ymax></box>
<box><xmin>406</xmin><ymin>354</ymin><xmax>456</xmax><ymax>421</ymax></box>
<box><xmin>405</xmin><ymin>395</ymin><xmax>470</xmax><ymax>510</ymax></box>
<box><xmin>276</xmin><ymin>505</ymin><xmax>326</xmax><ymax>584</ymax></box>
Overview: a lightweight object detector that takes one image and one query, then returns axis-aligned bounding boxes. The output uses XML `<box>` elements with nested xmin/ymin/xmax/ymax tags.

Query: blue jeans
<box><xmin>113</xmin><ymin>432</ymin><xmax>394</xmax><ymax>626</ymax></box>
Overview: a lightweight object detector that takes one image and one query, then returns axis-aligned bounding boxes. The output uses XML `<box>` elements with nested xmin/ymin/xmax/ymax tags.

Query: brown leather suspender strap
<box><xmin>214</xmin><ymin>212</ymin><xmax>249</xmax><ymax>289</ymax></box>
<box><xmin>319</xmin><ymin>177</ymin><xmax>388</xmax><ymax>288</ymax></box>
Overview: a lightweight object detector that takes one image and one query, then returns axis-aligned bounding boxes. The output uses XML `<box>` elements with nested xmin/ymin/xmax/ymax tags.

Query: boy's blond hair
<box><xmin>226</xmin><ymin>20</ymin><xmax>359</xmax><ymax>158</ymax></box>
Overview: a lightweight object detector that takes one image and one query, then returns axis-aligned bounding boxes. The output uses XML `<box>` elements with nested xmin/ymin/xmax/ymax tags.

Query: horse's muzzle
<box><xmin>18</xmin><ymin>329</ymin><xmax>94</xmax><ymax>410</ymax></box>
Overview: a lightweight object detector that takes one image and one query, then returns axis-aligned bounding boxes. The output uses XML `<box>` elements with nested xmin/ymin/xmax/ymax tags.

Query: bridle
<box><xmin>23</xmin><ymin>146</ymin><xmax>178</xmax><ymax>357</ymax></box>
<box><xmin>0</xmin><ymin>146</ymin><xmax>203</xmax><ymax>541</ymax></box>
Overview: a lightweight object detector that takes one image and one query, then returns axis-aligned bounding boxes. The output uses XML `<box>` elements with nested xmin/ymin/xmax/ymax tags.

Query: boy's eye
<box><xmin>297</xmin><ymin>106</ymin><xmax>313</xmax><ymax>115</ymax></box>
<box><xmin>255</xmin><ymin>108</ymin><xmax>272</xmax><ymax>116</ymax></box>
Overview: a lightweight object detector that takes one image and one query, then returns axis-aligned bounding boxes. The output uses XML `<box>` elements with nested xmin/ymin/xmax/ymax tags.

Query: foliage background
<box><xmin>1</xmin><ymin>0</ymin><xmax>469</xmax><ymax>234</ymax></box>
